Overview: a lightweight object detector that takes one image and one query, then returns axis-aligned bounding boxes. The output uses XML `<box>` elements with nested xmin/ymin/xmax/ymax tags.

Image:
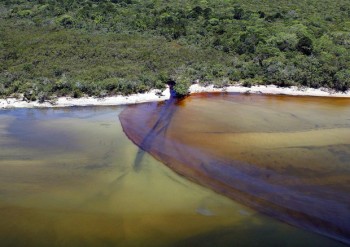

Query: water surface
<box><xmin>120</xmin><ymin>93</ymin><xmax>350</xmax><ymax>245</ymax></box>
<box><xmin>0</xmin><ymin>102</ymin><xmax>348</xmax><ymax>246</ymax></box>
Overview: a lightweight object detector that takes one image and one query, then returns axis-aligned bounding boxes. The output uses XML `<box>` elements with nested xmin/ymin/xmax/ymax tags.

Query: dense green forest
<box><xmin>0</xmin><ymin>0</ymin><xmax>349</xmax><ymax>99</ymax></box>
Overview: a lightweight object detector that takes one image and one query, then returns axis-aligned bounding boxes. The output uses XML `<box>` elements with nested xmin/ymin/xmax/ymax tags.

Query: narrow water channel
<box><xmin>0</xmin><ymin>96</ymin><xmax>348</xmax><ymax>246</ymax></box>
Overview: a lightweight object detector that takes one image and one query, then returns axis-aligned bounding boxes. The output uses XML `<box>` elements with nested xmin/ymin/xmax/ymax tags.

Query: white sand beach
<box><xmin>189</xmin><ymin>84</ymin><xmax>350</xmax><ymax>97</ymax></box>
<box><xmin>1</xmin><ymin>84</ymin><xmax>349</xmax><ymax>109</ymax></box>
<box><xmin>0</xmin><ymin>88</ymin><xmax>171</xmax><ymax>109</ymax></box>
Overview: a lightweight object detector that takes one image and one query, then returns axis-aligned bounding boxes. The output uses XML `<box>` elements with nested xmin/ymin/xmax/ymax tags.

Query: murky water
<box><xmin>120</xmin><ymin>93</ymin><xmax>350</xmax><ymax>246</ymax></box>
<box><xmin>0</xmin><ymin>98</ymin><xmax>348</xmax><ymax>246</ymax></box>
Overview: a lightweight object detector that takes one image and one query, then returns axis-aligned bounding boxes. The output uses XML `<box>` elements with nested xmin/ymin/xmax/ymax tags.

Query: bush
<box><xmin>334</xmin><ymin>70</ymin><xmax>350</xmax><ymax>92</ymax></box>
<box><xmin>296</xmin><ymin>36</ymin><xmax>313</xmax><ymax>55</ymax></box>
<box><xmin>37</xmin><ymin>92</ymin><xmax>49</xmax><ymax>103</ymax></box>
<box><xmin>23</xmin><ymin>89</ymin><xmax>37</xmax><ymax>102</ymax></box>
<box><xmin>173</xmin><ymin>80</ymin><xmax>190</xmax><ymax>97</ymax></box>
<box><xmin>18</xmin><ymin>10</ymin><xmax>32</xmax><ymax>18</ymax></box>
<box><xmin>56</xmin><ymin>15</ymin><xmax>75</xmax><ymax>28</ymax></box>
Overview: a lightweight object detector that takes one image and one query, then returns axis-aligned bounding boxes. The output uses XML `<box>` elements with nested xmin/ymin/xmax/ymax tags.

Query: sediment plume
<box><xmin>120</xmin><ymin>93</ymin><xmax>350</xmax><ymax>245</ymax></box>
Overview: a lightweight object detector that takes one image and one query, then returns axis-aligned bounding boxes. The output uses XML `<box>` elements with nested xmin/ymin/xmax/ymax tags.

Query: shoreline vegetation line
<box><xmin>1</xmin><ymin>84</ymin><xmax>350</xmax><ymax>109</ymax></box>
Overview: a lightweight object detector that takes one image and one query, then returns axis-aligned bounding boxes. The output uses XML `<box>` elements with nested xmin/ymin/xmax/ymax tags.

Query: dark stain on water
<box><xmin>132</xmin><ymin>97</ymin><xmax>179</xmax><ymax>172</ymax></box>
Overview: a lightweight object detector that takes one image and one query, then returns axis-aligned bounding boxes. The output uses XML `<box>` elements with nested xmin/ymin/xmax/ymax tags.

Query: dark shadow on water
<box><xmin>132</xmin><ymin>96</ymin><xmax>180</xmax><ymax>172</ymax></box>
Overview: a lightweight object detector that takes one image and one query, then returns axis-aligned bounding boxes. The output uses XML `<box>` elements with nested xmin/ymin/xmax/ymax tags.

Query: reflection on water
<box><xmin>0</xmin><ymin>104</ymin><xmax>347</xmax><ymax>246</ymax></box>
<box><xmin>120</xmin><ymin>93</ymin><xmax>350</xmax><ymax>246</ymax></box>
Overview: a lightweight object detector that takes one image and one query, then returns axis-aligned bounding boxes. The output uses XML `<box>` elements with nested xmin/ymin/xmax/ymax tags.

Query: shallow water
<box><xmin>0</xmin><ymin>102</ymin><xmax>347</xmax><ymax>246</ymax></box>
<box><xmin>120</xmin><ymin>93</ymin><xmax>350</xmax><ymax>246</ymax></box>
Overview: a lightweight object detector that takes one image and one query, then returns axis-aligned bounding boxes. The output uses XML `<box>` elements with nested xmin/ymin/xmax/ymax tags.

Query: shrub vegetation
<box><xmin>0</xmin><ymin>0</ymin><xmax>349</xmax><ymax>98</ymax></box>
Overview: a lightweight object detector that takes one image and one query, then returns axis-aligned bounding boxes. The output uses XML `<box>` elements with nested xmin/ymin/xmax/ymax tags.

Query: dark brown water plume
<box><xmin>120</xmin><ymin>93</ymin><xmax>350</xmax><ymax>245</ymax></box>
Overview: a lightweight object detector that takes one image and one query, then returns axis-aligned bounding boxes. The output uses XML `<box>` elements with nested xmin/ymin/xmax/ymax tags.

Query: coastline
<box><xmin>189</xmin><ymin>84</ymin><xmax>350</xmax><ymax>97</ymax></box>
<box><xmin>0</xmin><ymin>88</ymin><xmax>171</xmax><ymax>109</ymax></box>
<box><xmin>1</xmin><ymin>84</ymin><xmax>350</xmax><ymax>109</ymax></box>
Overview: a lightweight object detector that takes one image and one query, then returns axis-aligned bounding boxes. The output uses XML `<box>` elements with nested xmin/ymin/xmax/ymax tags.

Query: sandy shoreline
<box><xmin>1</xmin><ymin>84</ymin><xmax>349</xmax><ymax>109</ymax></box>
<box><xmin>0</xmin><ymin>88</ymin><xmax>171</xmax><ymax>109</ymax></box>
<box><xmin>189</xmin><ymin>84</ymin><xmax>350</xmax><ymax>97</ymax></box>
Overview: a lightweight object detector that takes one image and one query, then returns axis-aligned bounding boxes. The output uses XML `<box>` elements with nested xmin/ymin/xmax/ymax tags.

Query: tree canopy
<box><xmin>0</xmin><ymin>0</ymin><xmax>349</xmax><ymax>98</ymax></box>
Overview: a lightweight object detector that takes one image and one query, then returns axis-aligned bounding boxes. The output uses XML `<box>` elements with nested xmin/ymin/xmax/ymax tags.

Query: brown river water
<box><xmin>120</xmin><ymin>93</ymin><xmax>350</xmax><ymax>246</ymax></box>
<box><xmin>0</xmin><ymin>93</ymin><xmax>349</xmax><ymax>246</ymax></box>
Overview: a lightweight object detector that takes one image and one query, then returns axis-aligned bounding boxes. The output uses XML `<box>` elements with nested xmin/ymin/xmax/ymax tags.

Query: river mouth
<box><xmin>120</xmin><ymin>93</ymin><xmax>350</xmax><ymax>245</ymax></box>
<box><xmin>0</xmin><ymin>98</ymin><xmax>348</xmax><ymax>247</ymax></box>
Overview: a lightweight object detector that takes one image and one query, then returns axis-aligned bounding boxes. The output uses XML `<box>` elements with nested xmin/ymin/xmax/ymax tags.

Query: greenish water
<box><xmin>0</xmin><ymin>102</ymin><xmax>348</xmax><ymax>247</ymax></box>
